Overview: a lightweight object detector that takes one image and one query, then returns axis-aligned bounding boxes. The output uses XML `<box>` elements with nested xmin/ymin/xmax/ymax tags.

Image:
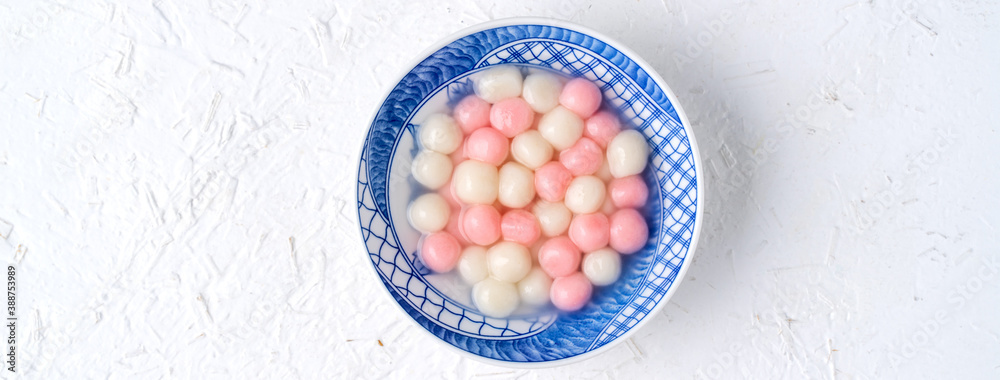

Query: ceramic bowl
<box><xmin>355</xmin><ymin>17</ymin><xmax>703</xmax><ymax>367</ymax></box>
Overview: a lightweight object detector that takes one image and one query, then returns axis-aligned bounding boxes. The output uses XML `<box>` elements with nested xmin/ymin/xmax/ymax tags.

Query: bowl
<box><xmin>355</xmin><ymin>18</ymin><xmax>704</xmax><ymax>367</ymax></box>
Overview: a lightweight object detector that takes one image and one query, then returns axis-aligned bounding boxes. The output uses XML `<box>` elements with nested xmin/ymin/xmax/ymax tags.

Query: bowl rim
<box><xmin>354</xmin><ymin>16</ymin><xmax>705</xmax><ymax>369</ymax></box>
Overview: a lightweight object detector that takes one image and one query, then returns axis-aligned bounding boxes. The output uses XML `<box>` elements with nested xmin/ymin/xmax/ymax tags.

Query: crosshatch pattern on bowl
<box><xmin>357</xmin><ymin>24</ymin><xmax>699</xmax><ymax>363</ymax></box>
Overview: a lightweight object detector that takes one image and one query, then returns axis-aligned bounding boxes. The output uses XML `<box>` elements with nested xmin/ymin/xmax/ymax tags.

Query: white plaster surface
<box><xmin>1</xmin><ymin>0</ymin><xmax>998</xmax><ymax>378</ymax></box>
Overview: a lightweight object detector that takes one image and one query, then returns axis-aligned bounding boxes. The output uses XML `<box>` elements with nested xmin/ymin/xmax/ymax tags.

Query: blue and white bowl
<box><xmin>356</xmin><ymin>18</ymin><xmax>704</xmax><ymax>367</ymax></box>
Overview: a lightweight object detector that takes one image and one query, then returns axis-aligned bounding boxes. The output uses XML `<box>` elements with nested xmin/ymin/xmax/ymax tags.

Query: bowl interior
<box><xmin>357</xmin><ymin>21</ymin><xmax>700</xmax><ymax>366</ymax></box>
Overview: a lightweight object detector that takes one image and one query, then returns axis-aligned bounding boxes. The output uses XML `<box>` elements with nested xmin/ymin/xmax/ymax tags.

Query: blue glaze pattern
<box><xmin>357</xmin><ymin>24</ymin><xmax>699</xmax><ymax>363</ymax></box>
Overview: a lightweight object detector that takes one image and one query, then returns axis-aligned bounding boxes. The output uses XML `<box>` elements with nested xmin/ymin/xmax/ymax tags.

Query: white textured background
<box><xmin>1</xmin><ymin>0</ymin><xmax>998</xmax><ymax>378</ymax></box>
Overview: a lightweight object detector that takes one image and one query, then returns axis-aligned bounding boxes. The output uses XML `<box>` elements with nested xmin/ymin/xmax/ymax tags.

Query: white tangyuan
<box><xmin>458</xmin><ymin>246</ymin><xmax>490</xmax><ymax>284</ymax></box>
<box><xmin>407</xmin><ymin>193</ymin><xmax>450</xmax><ymax>233</ymax></box>
<box><xmin>607</xmin><ymin>129</ymin><xmax>650</xmax><ymax>178</ymax></box>
<box><xmin>521</xmin><ymin>72</ymin><xmax>563</xmax><ymax>113</ymax></box>
<box><xmin>531</xmin><ymin>200</ymin><xmax>572</xmax><ymax>237</ymax></box>
<box><xmin>419</xmin><ymin>113</ymin><xmax>462</xmax><ymax>154</ymax></box>
<box><xmin>564</xmin><ymin>175</ymin><xmax>606</xmax><ymax>214</ymax></box>
<box><xmin>510</xmin><ymin>130</ymin><xmax>554</xmax><ymax>169</ymax></box>
<box><xmin>582</xmin><ymin>247</ymin><xmax>622</xmax><ymax>286</ymax></box>
<box><xmin>472</xmin><ymin>278</ymin><xmax>520</xmax><ymax>318</ymax></box>
<box><xmin>497</xmin><ymin>162</ymin><xmax>535</xmax><ymax>208</ymax></box>
<box><xmin>537</xmin><ymin>106</ymin><xmax>584</xmax><ymax>150</ymax></box>
<box><xmin>475</xmin><ymin>66</ymin><xmax>523</xmax><ymax>103</ymax></box>
<box><xmin>487</xmin><ymin>241</ymin><xmax>532</xmax><ymax>283</ymax></box>
<box><xmin>452</xmin><ymin>160</ymin><xmax>499</xmax><ymax>204</ymax></box>
<box><xmin>517</xmin><ymin>267</ymin><xmax>553</xmax><ymax>306</ymax></box>
<box><xmin>411</xmin><ymin>150</ymin><xmax>452</xmax><ymax>189</ymax></box>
